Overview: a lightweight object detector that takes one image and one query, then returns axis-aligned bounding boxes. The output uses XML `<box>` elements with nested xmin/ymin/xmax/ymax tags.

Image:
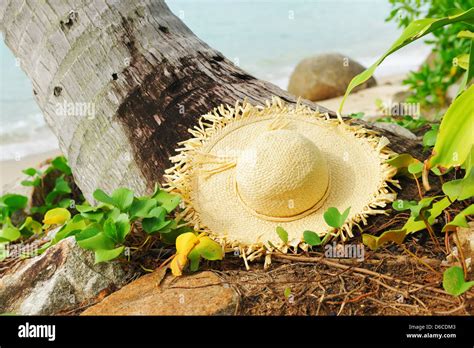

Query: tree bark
<box><xmin>0</xmin><ymin>0</ymin><xmax>422</xmax><ymax>204</ymax></box>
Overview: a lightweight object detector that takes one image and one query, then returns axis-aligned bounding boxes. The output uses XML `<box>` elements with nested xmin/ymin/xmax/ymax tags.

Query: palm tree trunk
<box><xmin>0</xmin><ymin>0</ymin><xmax>420</xmax><ymax>202</ymax></box>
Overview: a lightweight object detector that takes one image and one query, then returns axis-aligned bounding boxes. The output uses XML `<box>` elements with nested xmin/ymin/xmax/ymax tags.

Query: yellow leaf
<box><xmin>43</xmin><ymin>208</ymin><xmax>71</xmax><ymax>225</ymax></box>
<box><xmin>175</xmin><ymin>232</ymin><xmax>199</xmax><ymax>255</ymax></box>
<box><xmin>170</xmin><ymin>232</ymin><xmax>200</xmax><ymax>276</ymax></box>
<box><xmin>170</xmin><ymin>253</ymin><xmax>188</xmax><ymax>276</ymax></box>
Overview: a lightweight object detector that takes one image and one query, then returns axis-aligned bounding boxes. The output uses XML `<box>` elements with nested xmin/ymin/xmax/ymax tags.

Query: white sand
<box><xmin>0</xmin><ymin>149</ymin><xmax>62</xmax><ymax>190</ymax></box>
<box><xmin>318</xmin><ymin>74</ymin><xmax>408</xmax><ymax>120</ymax></box>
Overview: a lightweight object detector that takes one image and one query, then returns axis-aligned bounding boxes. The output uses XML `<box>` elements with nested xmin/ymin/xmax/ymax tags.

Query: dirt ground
<box><xmin>211</xmin><ymin>239</ymin><xmax>473</xmax><ymax>316</ymax></box>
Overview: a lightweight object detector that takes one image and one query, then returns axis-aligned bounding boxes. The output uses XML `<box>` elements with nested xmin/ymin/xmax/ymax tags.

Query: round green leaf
<box><xmin>2</xmin><ymin>194</ymin><xmax>28</xmax><ymax>211</ymax></box>
<box><xmin>0</xmin><ymin>226</ymin><xmax>21</xmax><ymax>242</ymax></box>
<box><xmin>443</xmin><ymin>266</ymin><xmax>474</xmax><ymax>296</ymax></box>
<box><xmin>324</xmin><ymin>207</ymin><xmax>351</xmax><ymax>228</ymax></box>
<box><xmin>303</xmin><ymin>230</ymin><xmax>322</xmax><ymax>246</ymax></box>
<box><xmin>111</xmin><ymin>188</ymin><xmax>134</xmax><ymax>211</ymax></box>
<box><xmin>94</xmin><ymin>246</ymin><xmax>125</xmax><ymax>264</ymax></box>
<box><xmin>276</xmin><ymin>226</ymin><xmax>288</xmax><ymax>243</ymax></box>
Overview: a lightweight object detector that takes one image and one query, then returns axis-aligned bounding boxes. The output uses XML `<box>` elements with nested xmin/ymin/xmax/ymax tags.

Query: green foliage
<box><xmin>49</xmin><ymin>185</ymin><xmax>182</xmax><ymax>263</ymax></box>
<box><xmin>422</xmin><ymin>124</ymin><xmax>439</xmax><ymax>149</ymax></box>
<box><xmin>339</xmin><ymin>7</ymin><xmax>474</xmax><ymax>113</ymax></box>
<box><xmin>0</xmin><ymin>194</ymin><xmax>30</xmax><ymax>243</ymax></box>
<box><xmin>403</xmin><ymin>197</ymin><xmax>452</xmax><ymax>233</ymax></box>
<box><xmin>43</xmin><ymin>207</ymin><xmax>71</xmax><ymax>225</ymax></box>
<box><xmin>377</xmin><ymin>115</ymin><xmax>428</xmax><ymax>131</ymax></box>
<box><xmin>323</xmin><ymin>207</ymin><xmax>351</xmax><ymax>229</ymax></box>
<box><xmin>21</xmin><ymin>156</ymin><xmax>80</xmax><ymax>217</ymax></box>
<box><xmin>429</xmin><ymin>86</ymin><xmax>474</xmax><ymax>170</ymax></box>
<box><xmin>441</xmin><ymin>148</ymin><xmax>474</xmax><ymax>200</ymax></box>
<box><xmin>443</xmin><ymin>266</ymin><xmax>474</xmax><ymax>296</ymax></box>
<box><xmin>392</xmin><ymin>199</ymin><xmax>417</xmax><ymax>211</ymax></box>
<box><xmin>0</xmin><ymin>158</ymin><xmax>191</xmax><ymax>270</ymax></box>
<box><xmin>386</xmin><ymin>153</ymin><xmax>424</xmax><ymax>178</ymax></box>
<box><xmin>276</xmin><ymin>226</ymin><xmax>289</xmax><ymax>244</ymax></box>
<box><xmin>443</xmin><ymin>204</ymin><xmax>474</xmax><ymax>231</ymax></box>
<box><xmin>302</xmin><ymin>230</ymin><xmax>322</xmax><ymax>246</ymax></box>
<box><xmin>386</xmin><ymin>0</ymin><xmax>474</xmax><ymax>108</ymax></box>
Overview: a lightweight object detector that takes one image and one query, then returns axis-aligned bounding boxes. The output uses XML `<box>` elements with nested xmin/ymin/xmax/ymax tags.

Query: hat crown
<box><xmin>235</xmin><ymin>129</ymin><xmax>329</xmax><ymax>219</ymax></box>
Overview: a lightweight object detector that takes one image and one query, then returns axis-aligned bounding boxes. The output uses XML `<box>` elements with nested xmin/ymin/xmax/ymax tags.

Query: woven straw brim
<box><xmin>164</xmin><ymin>98</ymin><xmax>399</xmax><ymax>264</ymax></box>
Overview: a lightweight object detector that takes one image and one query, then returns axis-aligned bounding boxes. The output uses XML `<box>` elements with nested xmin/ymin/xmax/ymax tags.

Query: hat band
<box><xmin>234</xmin><ymin>174</ymin><xmax>331</xmax><ymax>222</ymax></box>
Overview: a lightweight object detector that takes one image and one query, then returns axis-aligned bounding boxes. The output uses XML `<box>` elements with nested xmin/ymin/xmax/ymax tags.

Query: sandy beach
<box><xmin>0</xmin><ymin>149</ymin><xmax>61</xmax><ymax>191</ymax></box>
<box><xmin>318</xmin><ymin>74</ymin><xmax>408</xmax><ymax>119</ymax></box>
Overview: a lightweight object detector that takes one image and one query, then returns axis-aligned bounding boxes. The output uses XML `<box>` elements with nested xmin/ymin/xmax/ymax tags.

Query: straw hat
<box><xmin>165</xmin><ymin>98</ymin><xmax>398</xmax><ymax>260</ymax></box>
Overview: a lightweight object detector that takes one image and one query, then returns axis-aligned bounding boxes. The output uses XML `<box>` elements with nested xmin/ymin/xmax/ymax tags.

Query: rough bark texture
<box><xmin>0</xmin><ymin>0</ymin><xmax>420</xmax><ymax>204</ymax></box>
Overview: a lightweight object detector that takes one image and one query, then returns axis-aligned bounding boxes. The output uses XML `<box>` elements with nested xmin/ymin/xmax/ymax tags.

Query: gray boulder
<box><xmin>288</xmin><ymin>53</ymin><xmax>376</xmax><ymax>101</ymax></box>
<box><xmin>0</xmin><ymin>237</ymin><xmax>131</xmax><ymax>315</ymax></box>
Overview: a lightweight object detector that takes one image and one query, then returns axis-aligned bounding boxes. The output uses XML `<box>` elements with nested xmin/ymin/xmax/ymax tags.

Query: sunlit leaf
<box><xmin>429</xmin><ymin>85</ymin><xmax>474</xmax><ymax>169</ymax></box>
<box><xmin>194</xmin><ymin>236</ymin><xmax>223</xmax><ymax>261</ymax></box>
<box><xmin>408</xmin><ymin>161</ymin><xmax>423</xmax><ymax>174</ymax></box>
<box><xmin>303</xmin><ymin>230</ymin><xmax>322</xmax><ymax>246</ymax></box>
<box><xmin>170</xmin><ymin>253</ymin><xmax>188</xmax><ymax>276</ymax></box>
<box><xmin>404</xmin><ymin>197</ymin><xmax>451</xmax><ymax>233</ymax></box>
<box><xmin>43</xmin><ymin>208</ymin><xmax>71</xmax><ymax>225</ymax></box>
<box><xmin>276</xmin><ymin>226</ymin><xmax>288</xmax><ymax>243</ymax></box>
<box><xmin>0</xmin><ymin>226</ymin><xmax>21</xmax><ymax>242</ymax></box>
<box><xmin>323</xmin><ymin>207</ymin><xmax>351</xmax><ymax>228</ymax></box>
<box><xmin>19</xmin><ymin>217</ymin><xmax>42</xmax><ymax>234</ymax></box>
<box><xmin>110</xmin><ymin>188</ymin><xmax>134</xmax><ymax>211</ymax></box>
<box><xmin>154</xmin><ymin>189</ymin><xmax>181</xmax><ymax>213</ymax></box>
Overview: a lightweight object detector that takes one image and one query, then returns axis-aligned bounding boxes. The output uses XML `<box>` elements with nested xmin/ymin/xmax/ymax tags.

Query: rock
<box><xmin>373</xmin><ymin>122</ymin><xmax>418</xmax><ymax>141</ymax></box>
<box><xmin>0</xmin><ymin>237</ymin><xmax>130</xmax><ymax>315</ymax></box>
<box><xmin>391</xmin><ymin>90</ymin><xmax>413</xmax><ymax>104</ymax></box>
<box><xmin>288</xmin><ymin>53</ymin><xmax>376</xmax><ymax>101</ymax></box>
<box><xmin>81</xmin><ymin>270</ymin><xmax>239</xmax><ymax>315</ymax></box>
